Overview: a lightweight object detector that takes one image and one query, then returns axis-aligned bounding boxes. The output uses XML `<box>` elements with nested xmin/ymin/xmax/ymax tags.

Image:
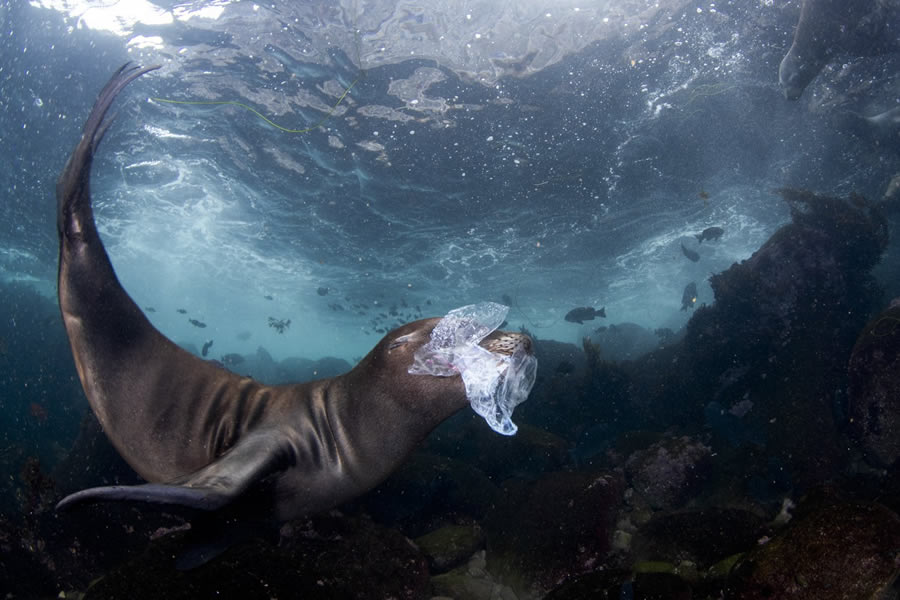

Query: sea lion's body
<box><xmin>56</xmin><ymin>64</ymin><xmax>533</xmax><ymax>528</ymax></box>
<box><xmin>779</xmin><ymin>0</ymin><xmax>899</xmax><ymax>100</ymax></box>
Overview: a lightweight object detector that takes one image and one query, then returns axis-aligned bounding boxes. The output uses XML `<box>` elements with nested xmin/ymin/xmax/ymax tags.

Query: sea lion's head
<box><xmin>349</xmin><ymin>317</ymin><xmax>534</xmax><ymax>423</ymax></box>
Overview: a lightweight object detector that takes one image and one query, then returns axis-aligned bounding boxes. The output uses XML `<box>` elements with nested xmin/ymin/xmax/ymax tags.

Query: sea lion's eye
<box><xmin>389</xmin><ymin>334</ymin><xmax>415</xmax><ymax>350</ymax></box>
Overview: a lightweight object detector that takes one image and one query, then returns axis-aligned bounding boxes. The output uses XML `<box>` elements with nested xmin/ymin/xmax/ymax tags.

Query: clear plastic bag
<box><xmin>409</xmin><ymin>302</ymin><xmax>537</xmax><ymax>435</ymax></box>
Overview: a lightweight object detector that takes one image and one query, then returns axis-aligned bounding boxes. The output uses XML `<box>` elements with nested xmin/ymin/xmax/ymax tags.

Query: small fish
<box><xmin>564</xmin><ymin>306</ymin><xmax>606</xmax><ymax>324</ymax></box>
<box><xmin>189</xmin><ymin>318</ymin><xmax>207</xmax><ymax>328</ymax></box>
<box><xmin>681</xmin><ymin>282</ymin><xmax>698</xmax><ymax>311</ymax></box>
<box><xmin>317</xmin><ymin>287</ymin><xmax>329</xmax><ymax>296</ymax></box>
<box><xmin>681</xmin><ymin>243</ymin><xmax>700</xmax><ymax>262</ymax></box>
<box><xmin>201</xmin><ymin>339</ymin><xmax>214</xmax><ymax>357</ymax></box>
<box><xmin>263</xmin><ymin>295</ymin><xmax>274</xmax><ymax>301</ymax></box>
<box><xmin>695</xmin><ymin>226</ymin><xmax>724</xmax><ymax>243</ymax></box>
<box><xmin>145</xmin><ymin>306</ymin><xmax>156</xmax><ymax>313</ymax></box>
<box><xmin>268</xmin><ymin>317</ymin><xmax>291</xmax><ymax>334</ymax></box>
<box><xmin>221</xmin><ymin>353</ymin><xmax>245</xmax><ymax>366</ymax></box>
<box><xmin>236</xmin><ymin>331</ymin><xmax>252</xmax><ymax>341</ymax></box>
<box><xmin>177</xmin><ymin>308</ymin><xmax>187</xmax><ymax>314</ymax></box>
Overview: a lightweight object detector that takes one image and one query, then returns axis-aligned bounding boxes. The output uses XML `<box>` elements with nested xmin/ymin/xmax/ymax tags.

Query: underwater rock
<box><xmin>231</xmin><ymin>346</ymin><xmax>278</xmax><ymax>382</ymax></box>
<box><xmin>629</xmin><ymin>189</ymin><xmax>888</xmax><ymax>489</ymax></box>
<box><xmin>430</xmin><ymin>550</ymin><xmax>517</xmax><ymax>600</ymax></box>
<box><xmin>424</xmin><ymin>416</ymin><xmax>572</xmax><ymax>482</ymax></box>
<box><xmin>633</xmin><ymin>571</ymin><xmax>693</xmax><ymax>599</ymax></box>
<box><xmin>483</xmin><ymin>470</ymin><xmax>625</xmax><ymax>597</ymax></box>
<box><xmin>542</xmin><ymin>568</ymin><xmax>631</xmax><ymax>599</ymax></box>
<box><xmin>548</xmin><ymin>568</ymin><xmax>703</xmax><ymax>599</ymax></box>
<box><xmin>516</xmin><ymin>339</ymin><xmax>589</xmax><ymax>438</ymax></box>
<box><xmin>519</xmin><ymin>337</ymin><xmax>635</xmax><ymax>449</ymax></box>
<box><xmin>0</xmin><ymin>483</ymin><xmax>189</xmax><ymax>596</ymax></box>
<box><xmin>726</xmin><ymin>500</ymin><xmax>900</xmax><ymax>599</ymax></box>
<box><xmin>589</xmin><ymin>322</ymin><xmax>660</xmax><ymax>362</ymax></box>
<box><xmin>360</xmin><ymin>452</ymin><xmax>500</xmax><ymax>538</ymax></box>
<box><xmin>625</xmin><ymin>436</ymin><xmax>713</xmax><ymax>511</ymax></box>
<box><xmin>413</xmin><ymin>522</ymin><xmax>485</xmax><ymax>574</ymax></box>
<box><xmin>848</xmin><ymin>303</ymin><xmax>900</xmax><ymax>468</ymax></box>
<box><xmin>0</xmin><ymin>514</ymin><xmax>58</xmax><ymax>597</ymax></box>
<box><xmin>632</xmin><ymin>508</ymin><xmax>767</xmax><ymax>569</ymax></box>
<box><xmin>82</xmin><ymin>513</ymin><xmax>430</xmax><ymax>600</ymax></box>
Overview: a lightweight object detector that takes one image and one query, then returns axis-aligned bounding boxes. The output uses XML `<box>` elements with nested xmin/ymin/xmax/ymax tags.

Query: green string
<box><xmin>150</xmin><ymin>77</ymin><xmax>358</xmax><ymax>134</ymax></box>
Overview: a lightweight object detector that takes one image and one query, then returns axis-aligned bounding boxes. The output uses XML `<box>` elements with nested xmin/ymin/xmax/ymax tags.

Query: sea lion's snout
<box><xmin>479</xmin><ymin>330</ymin><xmax>533</xmax><ymax>357</ymax></box>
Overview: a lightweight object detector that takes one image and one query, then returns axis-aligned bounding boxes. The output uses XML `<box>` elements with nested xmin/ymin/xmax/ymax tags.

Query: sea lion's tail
<box><xmin>57</xmin><ymin>63</ymin><xmax>160</xmax><ymax>239</ymax></box>
<box><xmin>56</xmin><ymin>63</ymin><xmax>261</xmax><ymax>485</ymax></box>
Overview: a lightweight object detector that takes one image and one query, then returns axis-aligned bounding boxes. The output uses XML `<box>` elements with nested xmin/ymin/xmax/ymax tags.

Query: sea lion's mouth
<box><xmin>479</xmin><ymin>331</ymin><xmax>533</xmax><ymax>357</ymax></box>
<box><xmin>408</xmin><ymin>302</ymin><xmax>538</xmax><ymax>436</ymax></box>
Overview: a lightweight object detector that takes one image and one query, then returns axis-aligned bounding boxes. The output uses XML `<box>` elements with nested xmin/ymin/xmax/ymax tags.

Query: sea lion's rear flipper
<box><xmin>56</xmin><ymin>429</ymin><xmax>294</xmax><ymax>512</ymax></box>
<box><xmin>57</xmin><ymin>62</ymin><xmax>160</xmax><ymax>237</ymax></box>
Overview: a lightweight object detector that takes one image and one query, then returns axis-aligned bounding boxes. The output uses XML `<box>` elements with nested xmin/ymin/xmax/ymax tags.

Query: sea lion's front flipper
<box><xmin>57</xmin><ymin>429</ymin><xmax>295</xmax><ymax>512</ymax></box>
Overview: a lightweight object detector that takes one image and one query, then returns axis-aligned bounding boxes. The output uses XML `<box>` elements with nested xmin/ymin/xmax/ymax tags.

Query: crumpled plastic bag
<box><xmin>409</xmin><ymin>302</ymin><xmax>537</xmax><ymax>435</ymax></box>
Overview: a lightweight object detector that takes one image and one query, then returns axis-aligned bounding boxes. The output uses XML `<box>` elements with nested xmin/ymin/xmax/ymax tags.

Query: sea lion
<box><xmin>779</xmin><ymin>0</ymin><xmax>898</xmax><ymax>100</ymax></box>
<box><xmin>55</xmin><ymin>65</ymin><xmax>534</xmax><ymax>536</ymax></box>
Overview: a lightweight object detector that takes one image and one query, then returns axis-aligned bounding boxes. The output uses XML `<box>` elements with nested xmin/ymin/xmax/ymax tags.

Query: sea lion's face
<box><xmin>778</xmin><ymin>45</ymin><xmax>820</xmax><ymax>101</ymax></box>
<box><xmin>353</xmin><ymin>318</ymin><xmax>534</xmax><ymax>417</ymax></box>
<box><xmin>387</xmin><ymin>317</ymin><xmax>533</xmax><ymax>357</ymax></box>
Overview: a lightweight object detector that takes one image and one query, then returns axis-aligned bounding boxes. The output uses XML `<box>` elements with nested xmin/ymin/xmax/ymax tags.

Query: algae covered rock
<box><xmin>361</xmin><ymin>452</ymin><xmax>500</xmax><ymax>537</ymax></box>
<box><xmin>82</xmin><ymin>514</ymin><xmax>430</xmax><ymax>600</ymax></box>
<box><xmin>632</xmin><ymin>507</ymin><xmax>766</xmax><ymax>569</ymax></box>
<box><xmin>625</xmin><ymin>436</ymin><xmax>713</xmax><ymax>510</ymax></box>
<box><xmin>414</xmin><ymin>522</ymin><xmax>484</xmax><ymax>573</ymax></box>
<box><xmin>430</xmin><ymin>550</ymin><xmax>517</xmax><ymax>600</ymax></box>
<box><xmin>726</xmin><ymin>501</ymin><xmax>900</xmax><ymax>599</ymax></box>
<box><xmin>484</xmin><ymin>470</ymin><xmax>625</xmax><ymax>597</ymax></box>
<box><xmin>848</xmin><ymin>303</ymin><xmax>900</xmax><ymax>468</ymax></box>
<box><xmin>543</xmin><ymin>568</ymin><xmax>630</xmax><ymax>599</ymax></box>
<box><xmin>629</xmin><ymin>189</ymin><xmax>888</xmax><ymax>488</ymax></box>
